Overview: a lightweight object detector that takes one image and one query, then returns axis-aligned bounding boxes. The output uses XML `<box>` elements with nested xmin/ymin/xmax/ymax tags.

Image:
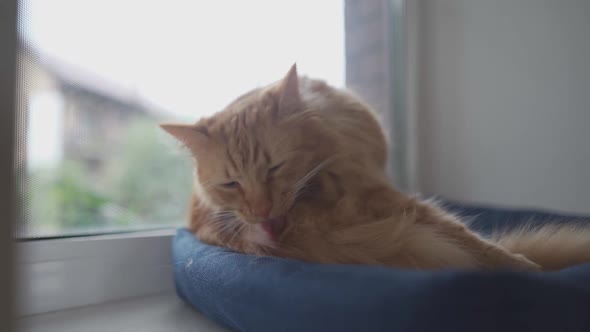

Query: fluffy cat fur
<box><xmin>161</xmin><ymin>65</ymin><xmax>590</xmax><ymax>271</ymax></box>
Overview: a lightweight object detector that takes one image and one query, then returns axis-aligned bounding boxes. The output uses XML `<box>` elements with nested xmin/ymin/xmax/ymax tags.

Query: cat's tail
<box><xmin>493</xmin><ymin>223</ymin><xmax>590</xmax><ymax>271</ymax></box>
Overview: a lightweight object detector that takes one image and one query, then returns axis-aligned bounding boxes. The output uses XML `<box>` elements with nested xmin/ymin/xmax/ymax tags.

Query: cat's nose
<box><xmin>252</xmin><ymin>203</ymin><xmax>271</xmax><ymax>219</ymax></box>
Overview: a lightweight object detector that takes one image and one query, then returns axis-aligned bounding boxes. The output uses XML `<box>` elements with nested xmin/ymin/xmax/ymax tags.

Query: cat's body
<box><xmin>163</xmin><ymin>65</ymin><xmax>590</xmax><ymax>271</ymax></box>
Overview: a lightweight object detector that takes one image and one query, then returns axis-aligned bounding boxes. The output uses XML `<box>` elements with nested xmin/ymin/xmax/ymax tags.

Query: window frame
<box><xmin>16</xmin><ymin>229</ymin><xmax>176</xmax><ymax>316</ymax></box>
<box><xmin>13</xmin><ymin>0</ymin><xmax>417</xmax><ymax>317</ymax></box>
<box><xmin>344</xmin><ymin>0</ymin><xmax>417</xmax><ymax>192</ymax></box>
<box><xmin>1</xmin><ymin>0</ymin><xmax>18</xmax><ymax>328</ymax></box>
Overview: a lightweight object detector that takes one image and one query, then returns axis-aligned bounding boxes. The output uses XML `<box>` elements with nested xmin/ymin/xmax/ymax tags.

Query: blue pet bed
<box><xmin>173</xmin><ymin>201</ymin><xmax>590</xmax><ymax>332</ymax></box>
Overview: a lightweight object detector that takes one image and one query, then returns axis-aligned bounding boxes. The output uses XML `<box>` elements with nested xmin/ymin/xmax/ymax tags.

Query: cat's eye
<box><xmin>221</xmin><ymin>181</ymin><xmax>240</xmax><ymax>189</ymax></box>
<box><xmin>267</xmin><ymin>162</ymin><xmax>285</xmax><ymax>177</ymax></box>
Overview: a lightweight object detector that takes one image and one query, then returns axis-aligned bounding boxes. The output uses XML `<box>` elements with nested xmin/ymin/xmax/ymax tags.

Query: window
<box><xmin>13</xmin><ymin>0</ymin><xmax>407</xmax><ymax>319</ymax></box>
<box><xmin>15</xmin><ymin>0</ymin><xmax>345</xmax><ymax>238</ymax></box>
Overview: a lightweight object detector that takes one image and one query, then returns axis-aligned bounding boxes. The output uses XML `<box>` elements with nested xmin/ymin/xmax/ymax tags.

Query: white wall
<box><xmin>416</xmin><ymin>0</ymin><xmax>590</xmax><ymax>214</ymax></box>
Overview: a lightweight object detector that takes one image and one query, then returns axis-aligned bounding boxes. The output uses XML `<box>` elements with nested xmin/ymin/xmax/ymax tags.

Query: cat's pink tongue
<box><xmin>261</xmin><ymin>216</ymin><xmax>287</xmax><ymax>241</ymax></box>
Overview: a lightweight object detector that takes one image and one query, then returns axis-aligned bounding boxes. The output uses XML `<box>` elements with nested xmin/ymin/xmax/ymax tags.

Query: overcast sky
<box><xmin>21</xmin><ymin>0</ymin><xmax>345</xmax><ymax>120</ymax></box>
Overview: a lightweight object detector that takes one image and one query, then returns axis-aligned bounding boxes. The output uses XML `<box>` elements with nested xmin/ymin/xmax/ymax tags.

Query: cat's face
<box><xmin>192</xmin><ymin>110</ymin><xmax>327</xmax><ymax>228</ymax></box>
<box><xmin>162</xmin><ymin>65</ymin><xmax>334</xmax><ymax>240</ymax></box>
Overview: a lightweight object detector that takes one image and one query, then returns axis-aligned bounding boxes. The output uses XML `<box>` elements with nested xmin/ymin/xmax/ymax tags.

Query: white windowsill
<box><xmin>17</xmin><ymin>229</ymin><xmax>180</xmax><ymax>316</ymax></box>
<box><xmin>17</xmin><ymin>291</ymin><xmax>229</xmax><ymax>332</ymax></box>
<box><xmin>17</xmin><ymin>229</ymin><xmax>230</xmax><ymax>331</ymax></box>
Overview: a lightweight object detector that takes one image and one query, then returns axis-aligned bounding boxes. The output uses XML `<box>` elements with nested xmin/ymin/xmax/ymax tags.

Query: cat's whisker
<box><xmin>208</xmin><ymin>215</ymin><xmax>240</xmax><ymax>234</ymax></box>
<box><xmin>211</xmin><ymin>209</ymin><xmax>234</xmax><ymax>215</ymax></box>
<box><xmin>227</xmin><ymin>222</ymin><xmax>246</xmax><ymax>246</ymax></box>
<box><xmin>209</xmin><ymin>214</ymin><xmax>230</xmax><ymax>222</ymax></box>
<box><xmin>208</xmin><ymin>217</ymin><xmax>234</xmax><ymax>226</ymax></box>
<box><xmin>293</xmin><ymin>186</ymin><xmax>310</xmax><ymax>201</ymax></box>
<box><xmin>291</xmin><ymin>156</ymin><xmax>337</xmax><ymax>194</ymax></box>
<box><xmin>218</xmin><ymin>220</ymin><xmax>241</xmax><ymax>234</ymax></box>
<box><xmin>209</xmin><ymin>210</ymin><xmax>237</xmax><ymax>222</ymax></box>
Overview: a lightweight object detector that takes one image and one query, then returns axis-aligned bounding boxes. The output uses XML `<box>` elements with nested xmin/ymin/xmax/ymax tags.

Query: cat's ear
<box><xmin>277</xmin><ymin>63</ymin><xmax>301</xmax><ymax>115</ymax></box>
<box><xmin>159</xmin><ymin>123</ymin><xmax>209</xmax><ymax>151</ymax></box>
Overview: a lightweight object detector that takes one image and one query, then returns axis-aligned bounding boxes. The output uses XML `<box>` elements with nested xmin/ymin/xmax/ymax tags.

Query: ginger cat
<box><xmin>162</xmin><ymin>65</ymin><xmax>590</xmax><ymax>271</ymax></box>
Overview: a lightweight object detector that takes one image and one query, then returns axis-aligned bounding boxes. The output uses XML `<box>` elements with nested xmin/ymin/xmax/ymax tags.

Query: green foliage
<box><xmin>50</xmin><ymin>161</ymin><xmax>111</xmax><ymax>228</ymax></box>
<box><xmin>28</xmin><ymin>161</ymin><xmax>110</xmax><ymax>233</ymax></box>
<box><xmin>105</xmin><ymin>119</ymin><xmax>193</xmax><ymax>225</ymax></box>
<box><xmin>26</xmin><ymin>118</ymin><xmax>193</xmax><ymax>235</ymax></box>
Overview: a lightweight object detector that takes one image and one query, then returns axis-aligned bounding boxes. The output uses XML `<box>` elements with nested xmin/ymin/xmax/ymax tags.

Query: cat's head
<box><xmin>161</xmin><ymin>65</ymin><xmax>336</xmax><ymax>241</ymax></box>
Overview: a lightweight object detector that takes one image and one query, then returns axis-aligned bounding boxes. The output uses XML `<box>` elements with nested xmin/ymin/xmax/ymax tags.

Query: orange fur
<box><xmin>162</xmin><ymin>65</ymin><xmax>589</xmax><ymax>271</ymax></box>
<box><xmin>493</xmin><ymin>223</ymin><xmax>590</xmax><ymax>270</ymax></box>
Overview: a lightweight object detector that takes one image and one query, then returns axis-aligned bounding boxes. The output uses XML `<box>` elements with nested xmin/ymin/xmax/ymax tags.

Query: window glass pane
<box><xmin>15</xmin><ymin>0</ymin><xmax>344</xmax><ymax>238</ymax></box>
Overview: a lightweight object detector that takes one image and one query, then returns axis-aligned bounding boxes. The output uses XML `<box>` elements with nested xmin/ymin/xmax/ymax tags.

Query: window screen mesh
<box><xmin>13</xmin><ymin>0</ymin><xmax>345</xmax><ymax>238</ymax></box>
